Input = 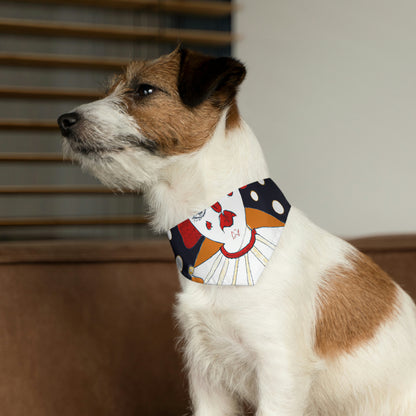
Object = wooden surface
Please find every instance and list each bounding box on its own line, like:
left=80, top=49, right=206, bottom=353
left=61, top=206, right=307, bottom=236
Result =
left=0, top=18, right=234, bottom=46
left=9, top=0, right=234, bottom=16
left=0, top=215, right=148, bottom=227
left=0, top=239, right=170, bottom=264
left=0, top=233, right=412, bottom=416
left=0, top=52, right=129, bottom=70
left=0, top=120, right=58, bottom=130
left=349, top=234, right=416, bottom=252
left=0, top=186, right=134, bottom=195
left=0, top=87, right=101, bottom=101
left=0, top=234, right=414, bottom=264
left=0, top=153, right=64, bottom=162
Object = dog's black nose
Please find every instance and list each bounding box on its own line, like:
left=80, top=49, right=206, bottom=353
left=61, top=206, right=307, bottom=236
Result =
left=57, top=112, right=80, bottom=136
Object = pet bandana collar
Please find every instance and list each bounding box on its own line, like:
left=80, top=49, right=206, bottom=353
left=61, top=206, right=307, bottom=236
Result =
left=168, top=178, right=291, bottom=286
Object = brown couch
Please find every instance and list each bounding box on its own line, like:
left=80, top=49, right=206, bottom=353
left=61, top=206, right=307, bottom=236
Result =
left=0, top=235, right=415, bottom=416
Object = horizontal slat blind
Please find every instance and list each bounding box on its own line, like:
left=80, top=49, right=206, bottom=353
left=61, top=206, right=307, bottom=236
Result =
left=0, top=0, right=233, bottom=240
left=0, top=18, right=235, bottom=46
left=0, top=120, right=58, bottom=130
left=0, top=86, right=102, bottom=100
left=0, top=153, right=63, bottom=162
left=0, top=186, right=130, bottom=194
left=0, top=215, right=147, bottom=226
left=10, top=0, right=235, bottom=17
left=0, top=52, right=129, bottom=70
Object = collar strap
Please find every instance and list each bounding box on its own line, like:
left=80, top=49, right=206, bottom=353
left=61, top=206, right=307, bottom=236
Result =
left=168, top=178, right=290, bottom=286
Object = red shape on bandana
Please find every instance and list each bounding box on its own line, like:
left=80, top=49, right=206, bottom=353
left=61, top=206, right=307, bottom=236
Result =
left=178, top=219, right=202, bottom=249
left=211, top=202, right=236, bottom=231
left=220, top=210, right=236, bottom=231
left=221, top=228, right=256, bottom=258
left=211, top=202, right=222, bottom=213
left=206, top=221, right=212, bottom=230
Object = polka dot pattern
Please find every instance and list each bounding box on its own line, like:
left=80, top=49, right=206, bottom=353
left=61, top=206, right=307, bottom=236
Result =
left=176, top=255, right=183, bottom=272
left=272, top=200, right=285, bottom=214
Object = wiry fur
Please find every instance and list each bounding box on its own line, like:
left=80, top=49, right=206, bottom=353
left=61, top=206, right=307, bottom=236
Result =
left=58, top=48, right=416, bottom=415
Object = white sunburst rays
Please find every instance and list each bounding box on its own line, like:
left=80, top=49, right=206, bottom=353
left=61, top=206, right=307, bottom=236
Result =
left=191, top=229, right=279, bottom=286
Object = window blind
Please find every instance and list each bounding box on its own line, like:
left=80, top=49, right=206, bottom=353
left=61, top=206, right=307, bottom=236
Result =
left=0, top=0, right=234, bottom=241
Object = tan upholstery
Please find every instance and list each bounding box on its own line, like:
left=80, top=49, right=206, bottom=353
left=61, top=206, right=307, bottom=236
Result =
left=0, top=241, right=187, bottom=416
left=0, top=236, right=414, bottom=415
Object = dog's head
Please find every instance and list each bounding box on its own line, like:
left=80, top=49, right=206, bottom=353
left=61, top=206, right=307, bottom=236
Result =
left=58, top=47, right=246, bottom=191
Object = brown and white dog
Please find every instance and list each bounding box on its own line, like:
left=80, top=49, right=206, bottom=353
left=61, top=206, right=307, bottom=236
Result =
left=58, top=48, right=416, bottom=415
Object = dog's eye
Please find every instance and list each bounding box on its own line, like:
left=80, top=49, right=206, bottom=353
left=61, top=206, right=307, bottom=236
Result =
left=134, top=84, right=156, bottom=98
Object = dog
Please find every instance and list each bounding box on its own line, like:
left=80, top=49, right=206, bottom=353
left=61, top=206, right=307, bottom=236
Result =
left=58, top=47, right=416, bottom=415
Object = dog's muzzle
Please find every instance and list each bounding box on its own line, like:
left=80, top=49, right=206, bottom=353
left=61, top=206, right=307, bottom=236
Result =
left=57, top=112, right=80, bottom=137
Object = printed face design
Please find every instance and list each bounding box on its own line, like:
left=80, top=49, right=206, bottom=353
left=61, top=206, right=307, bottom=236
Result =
left=190, top=190, right=248, bottom=251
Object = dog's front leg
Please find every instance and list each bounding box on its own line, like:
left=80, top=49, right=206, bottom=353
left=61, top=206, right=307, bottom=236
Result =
left=254, top=348, right=312, bottom=416
left=189, top=368, right=241, bottom=416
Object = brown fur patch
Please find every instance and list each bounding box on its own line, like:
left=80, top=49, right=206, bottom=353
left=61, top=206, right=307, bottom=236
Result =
left=108, top=50, right=224, bottom=156
left=315, top=251, right=398, bottom=358
left=226, top=99, right=241, bottom=130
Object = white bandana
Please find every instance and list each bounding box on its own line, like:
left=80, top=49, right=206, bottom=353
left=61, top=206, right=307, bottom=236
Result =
left=168, top=179, right=290, bottom=286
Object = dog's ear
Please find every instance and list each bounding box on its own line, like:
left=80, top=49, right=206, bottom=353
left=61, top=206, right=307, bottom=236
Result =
left=178, top=48, right=246, bottom=108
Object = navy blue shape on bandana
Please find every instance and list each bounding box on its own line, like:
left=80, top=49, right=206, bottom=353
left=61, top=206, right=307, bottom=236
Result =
left=169, top=226, right=204, bottom=279
left=240, top=178, right=290, bottom=224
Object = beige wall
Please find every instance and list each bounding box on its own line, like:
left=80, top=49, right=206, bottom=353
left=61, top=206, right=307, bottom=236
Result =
left=234, top=0, right=416, bottom=238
